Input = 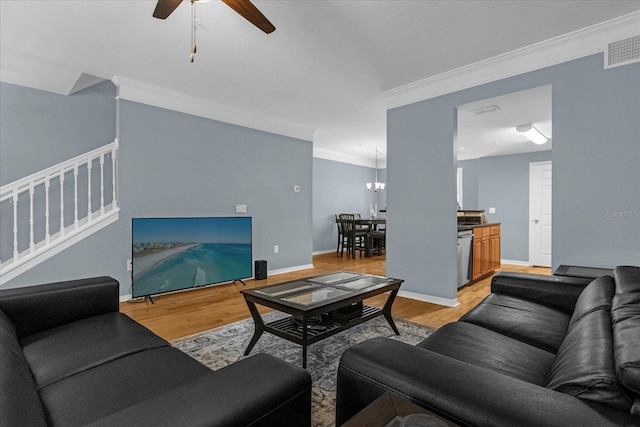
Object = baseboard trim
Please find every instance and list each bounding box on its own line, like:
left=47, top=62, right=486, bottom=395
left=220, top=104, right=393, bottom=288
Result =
left=268, top=263, right=315, bottom=276
left=312, top=249, right=335, bottom=255
left=397, top=290, right=460, bottom=308
left=501, top=259, right=531, bottom=266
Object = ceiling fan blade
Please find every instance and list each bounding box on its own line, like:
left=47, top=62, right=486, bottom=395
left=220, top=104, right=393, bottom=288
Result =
left=221, top=0, right=276, bottom=34
left=153, top=0, right=183, bottom=19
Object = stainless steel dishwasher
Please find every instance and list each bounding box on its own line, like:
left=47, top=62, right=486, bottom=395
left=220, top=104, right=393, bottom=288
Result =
left=457, top=230, right=473, bottom=288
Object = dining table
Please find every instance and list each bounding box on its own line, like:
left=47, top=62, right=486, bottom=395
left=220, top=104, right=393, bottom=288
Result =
left=354, top=218, right=386, bottom=231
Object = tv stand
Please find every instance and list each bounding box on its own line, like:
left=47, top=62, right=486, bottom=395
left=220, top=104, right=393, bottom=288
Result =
left=233, top=279, right=247, bottom=286
left=145, top=295, right=155, bottom=304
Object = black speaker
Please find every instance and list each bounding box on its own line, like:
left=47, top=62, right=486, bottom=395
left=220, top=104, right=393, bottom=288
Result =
left=254, top=260, right=267, bottom=280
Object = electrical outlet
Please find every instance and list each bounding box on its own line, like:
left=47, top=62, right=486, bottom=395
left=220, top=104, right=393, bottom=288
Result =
left=489, top=207, right=496, bottom=214
left=235, top=204, right=247, bottom=214
left=274, top=245, right=279, bottom=254
left=126, top=259, right=132, bottom=271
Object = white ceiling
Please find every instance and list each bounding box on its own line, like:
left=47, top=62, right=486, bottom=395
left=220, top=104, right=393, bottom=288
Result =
left=457, top=85, right=552, bottom=161
left=2, top=1, right=639, bottom=166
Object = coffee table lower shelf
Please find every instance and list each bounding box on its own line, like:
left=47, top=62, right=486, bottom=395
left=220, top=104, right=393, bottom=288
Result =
left=265, top=304, right=383, bottom=345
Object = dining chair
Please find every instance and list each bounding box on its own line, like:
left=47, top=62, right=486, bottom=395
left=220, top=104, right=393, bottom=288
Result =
left=338, top=214, right=367, bottom=258
left=335, top=214, right=349, bottom=254
left=367, top=229, right=386, bottom=257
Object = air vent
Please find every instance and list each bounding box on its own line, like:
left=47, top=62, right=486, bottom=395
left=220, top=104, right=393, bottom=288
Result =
left=605, top=35, right=640, bottom=69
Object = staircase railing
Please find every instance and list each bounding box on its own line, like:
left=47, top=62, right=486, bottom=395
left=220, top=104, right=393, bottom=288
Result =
left=1, top=139, right=119, bottom=285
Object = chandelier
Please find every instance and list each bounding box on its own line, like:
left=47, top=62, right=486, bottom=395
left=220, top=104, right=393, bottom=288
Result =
left=366, top=148, right=386, bottom=192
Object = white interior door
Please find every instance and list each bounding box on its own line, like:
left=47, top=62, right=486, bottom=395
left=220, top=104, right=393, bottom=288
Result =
left=529, top=161, right=552, bottom=267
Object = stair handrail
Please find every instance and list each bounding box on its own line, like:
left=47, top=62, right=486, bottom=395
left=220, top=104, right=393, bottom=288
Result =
left=0, top=139, right=119, bottom=284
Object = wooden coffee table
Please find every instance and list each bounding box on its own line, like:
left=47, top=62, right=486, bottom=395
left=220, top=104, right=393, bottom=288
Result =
left=241, top=272, right=403, bottom=368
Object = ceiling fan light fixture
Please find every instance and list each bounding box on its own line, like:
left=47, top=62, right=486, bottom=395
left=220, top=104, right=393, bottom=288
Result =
left=153, top=0, right=275, bottom=61
left=516, top=124, right=548, bottom=145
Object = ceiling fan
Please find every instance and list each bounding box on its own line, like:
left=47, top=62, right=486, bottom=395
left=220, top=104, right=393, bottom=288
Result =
left=153, top=0, right=275, bottom=61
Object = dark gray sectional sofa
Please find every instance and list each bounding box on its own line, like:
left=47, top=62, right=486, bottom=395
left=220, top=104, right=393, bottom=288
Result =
left=337, top=266, right=640, bottom=426
left=0, top=276, right=311, bottom=427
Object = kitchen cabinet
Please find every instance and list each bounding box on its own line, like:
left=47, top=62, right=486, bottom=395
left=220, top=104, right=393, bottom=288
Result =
left=470, top=224, right=501, bottom=281
left=490, top=225, right=501, bottom=270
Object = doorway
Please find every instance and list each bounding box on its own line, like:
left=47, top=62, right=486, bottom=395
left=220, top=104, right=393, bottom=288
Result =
left=455, top=85, right=552, bottom=266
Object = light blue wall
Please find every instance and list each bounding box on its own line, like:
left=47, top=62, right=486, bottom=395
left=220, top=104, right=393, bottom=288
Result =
left=1, top=84, right=313, bottom=296
left=117, top=100, right=313, bottom=280
left=458, top=151, right=552, bottom=263
left=312, top=157, right=380, bottom=253
left=388, top=53, right=640, bottom=301
left=0, top=81, right=116, bottom=184
left=387, top=96, right=459, bottom=300
left=552, top=57, right=640, bottom=268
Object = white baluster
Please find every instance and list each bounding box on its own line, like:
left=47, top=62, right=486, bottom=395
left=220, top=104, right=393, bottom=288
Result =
left=111, top=148, right=117, bottom=209
left=29, top=183, right=35, bottom=253
left=74, top=164, right=79, bottom=228
left=45, top=177, right=51, bottom=244
left=100, top=153, right=105, bottom=214
left=60, top=172, right=65, bottom=236
left=87, top=159, right=93, bottom=221
left=12, top=191, right=18, bottom=260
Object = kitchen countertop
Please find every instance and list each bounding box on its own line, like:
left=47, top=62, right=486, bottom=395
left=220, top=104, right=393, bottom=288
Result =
left=457, top=223, right=501, bottom=231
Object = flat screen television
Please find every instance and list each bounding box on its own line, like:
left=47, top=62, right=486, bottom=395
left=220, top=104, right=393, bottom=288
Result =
left=131, top=216, right=252, bottom=298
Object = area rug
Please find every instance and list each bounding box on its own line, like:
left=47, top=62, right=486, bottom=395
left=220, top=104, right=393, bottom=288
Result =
left=172, top=313, right=435, bottom=427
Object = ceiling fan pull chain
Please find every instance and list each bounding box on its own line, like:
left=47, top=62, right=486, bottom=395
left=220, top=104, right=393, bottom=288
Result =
left=190, top=0, right=197, bottom=62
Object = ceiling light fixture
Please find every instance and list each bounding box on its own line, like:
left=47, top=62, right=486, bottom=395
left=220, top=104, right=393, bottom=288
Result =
left=516, top=124, right=548, bottom=145
left=470, top=105, right=501, bottom=115
left=366, top=148, right=385, bottom=192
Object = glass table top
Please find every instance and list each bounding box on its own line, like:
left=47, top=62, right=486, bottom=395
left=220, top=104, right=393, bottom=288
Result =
left=252, top=272, right=393, bottom=307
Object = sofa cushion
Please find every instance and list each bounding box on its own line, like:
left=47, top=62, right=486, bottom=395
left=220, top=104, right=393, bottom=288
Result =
left=568, top=275, right=615, bottom=329
left=20, top=312, right=169, bottom=389
left=39, top=346, right=212, bottom=427
left=0, top=276, right=119, bottom=338
left=459, top=293, right=570, bottom=353
left=612, top=292, right=640, bottom=394
left=614, top=266, right=640, bottom=294
left=0, top=309, right=47, bottom=427
left=417, top=322, right=555, bottom=386
left=547, top=310, right=632, bottom=411
left=84, top=353, right=312, bottom=427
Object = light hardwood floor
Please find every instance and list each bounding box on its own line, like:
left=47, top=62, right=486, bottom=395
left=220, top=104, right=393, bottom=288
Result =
left=120, top=252, right=550, bottom=341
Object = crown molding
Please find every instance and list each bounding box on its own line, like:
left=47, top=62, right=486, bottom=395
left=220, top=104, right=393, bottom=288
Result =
left=313, top=146, right=376, bottom=168
left=112, top=76, right=314, bottom=142
left=384, top=11, right=640, bottom=109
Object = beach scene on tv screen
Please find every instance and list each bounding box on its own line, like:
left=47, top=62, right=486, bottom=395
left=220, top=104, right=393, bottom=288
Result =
left=132, top=217, right=252, bottom=297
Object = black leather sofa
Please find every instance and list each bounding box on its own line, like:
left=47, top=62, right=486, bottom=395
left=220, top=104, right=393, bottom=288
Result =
left=336, top=266, right=640, bottom=426
left=0, top=277, right=311, bottom=427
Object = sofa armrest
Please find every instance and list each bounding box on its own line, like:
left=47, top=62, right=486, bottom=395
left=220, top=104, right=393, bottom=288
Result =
left=491, top=272, right=592, bottom=312
left=337, top=338, right=634, bottom=427
left=85, top=353, right=312, bottom=427
left=0, top=276, right=119, bottom=338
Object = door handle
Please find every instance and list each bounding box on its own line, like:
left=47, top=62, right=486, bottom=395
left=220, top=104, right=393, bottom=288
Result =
left=533, top=219, right=539, bottom=224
